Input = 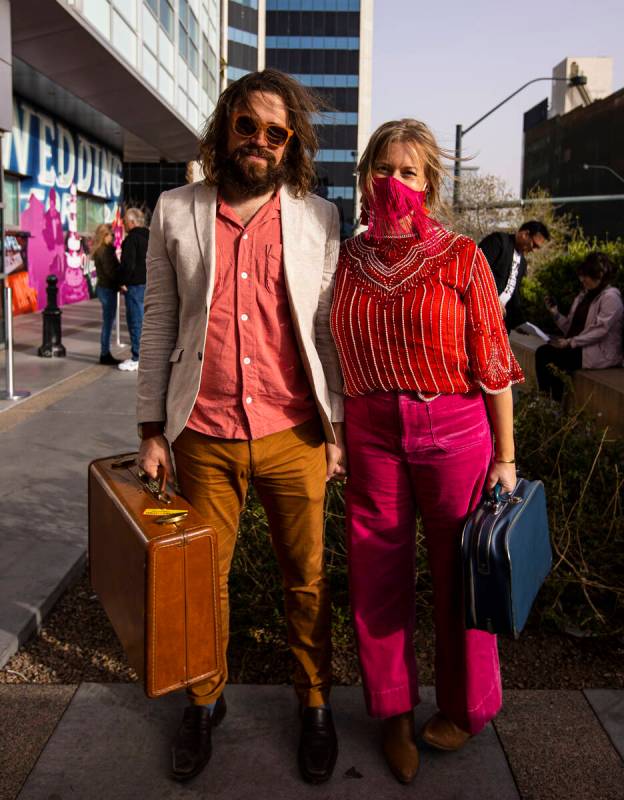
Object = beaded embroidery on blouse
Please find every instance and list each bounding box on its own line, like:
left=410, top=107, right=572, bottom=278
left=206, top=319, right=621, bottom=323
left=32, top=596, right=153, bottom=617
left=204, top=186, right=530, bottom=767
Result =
left=342, top=227, right=472, bottom=300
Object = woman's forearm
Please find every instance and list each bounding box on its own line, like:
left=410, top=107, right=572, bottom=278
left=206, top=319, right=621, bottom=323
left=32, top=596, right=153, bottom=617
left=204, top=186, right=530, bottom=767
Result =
left=484, top=388, right=515, bottom=460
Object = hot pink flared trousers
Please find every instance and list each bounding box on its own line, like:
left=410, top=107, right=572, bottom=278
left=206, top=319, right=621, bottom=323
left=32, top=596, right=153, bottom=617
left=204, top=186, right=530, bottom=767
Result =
left=345, top=390, right=502, bottom=734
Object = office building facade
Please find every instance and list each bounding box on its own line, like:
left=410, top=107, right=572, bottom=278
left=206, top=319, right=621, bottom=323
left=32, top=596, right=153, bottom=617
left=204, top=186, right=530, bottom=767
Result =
left=224, top=0, right=373, bottom=232
left=265, top=0, right=372, bottom=232
left=2, top=0, right=221, bottom=318
left=522, top=57, right=622, bottom=239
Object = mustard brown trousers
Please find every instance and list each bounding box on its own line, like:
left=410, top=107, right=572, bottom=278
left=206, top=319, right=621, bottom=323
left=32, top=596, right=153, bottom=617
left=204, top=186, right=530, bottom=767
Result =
left=172, top=418, right=332, bottom=708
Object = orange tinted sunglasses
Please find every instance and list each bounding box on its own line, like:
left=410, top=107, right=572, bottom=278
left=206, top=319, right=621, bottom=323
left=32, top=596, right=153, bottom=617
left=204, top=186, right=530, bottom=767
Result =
left=231, top=113, right=294, bottom=147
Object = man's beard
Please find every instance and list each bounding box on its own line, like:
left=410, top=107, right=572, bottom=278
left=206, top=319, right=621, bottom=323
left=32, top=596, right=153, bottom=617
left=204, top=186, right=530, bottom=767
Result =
left=221, top=145, right=286, bottom=197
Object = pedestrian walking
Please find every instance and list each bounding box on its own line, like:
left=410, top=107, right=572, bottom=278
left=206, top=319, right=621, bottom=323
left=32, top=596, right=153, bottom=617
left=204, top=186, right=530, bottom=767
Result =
left=329, top=119, right=524, bottom=784
left=92, top=223, right=121, bottom=366
left=136, top=69, right=345, bottom=784
left=479, top=221, right=550, bottom=331
left=118, top=207, right=149, bottom=371
left=537, top=252, right=623, bottom=399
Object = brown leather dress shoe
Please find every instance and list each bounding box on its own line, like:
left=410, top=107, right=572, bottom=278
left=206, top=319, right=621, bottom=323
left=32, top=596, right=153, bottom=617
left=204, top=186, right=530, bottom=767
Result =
left=421, top=712, right=471, bottom=751
left=381, top=710, right=420, bottom=784
left=171, top=695, right=227, bottom=781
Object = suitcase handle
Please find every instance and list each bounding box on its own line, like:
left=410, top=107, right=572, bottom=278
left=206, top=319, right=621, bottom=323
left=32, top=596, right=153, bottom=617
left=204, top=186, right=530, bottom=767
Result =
left=137, top=464, right=171, bottom=504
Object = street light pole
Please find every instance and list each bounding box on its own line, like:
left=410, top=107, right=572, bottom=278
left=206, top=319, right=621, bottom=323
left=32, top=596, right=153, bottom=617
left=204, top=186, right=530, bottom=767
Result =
left=582, top=163, right=624, bottom=185
left=453, top=75, right=587, bottom=209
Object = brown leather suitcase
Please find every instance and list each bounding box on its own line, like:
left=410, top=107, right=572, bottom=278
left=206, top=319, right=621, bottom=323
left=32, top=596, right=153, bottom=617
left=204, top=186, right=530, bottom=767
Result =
left=88, top=453, right=222, bottom=698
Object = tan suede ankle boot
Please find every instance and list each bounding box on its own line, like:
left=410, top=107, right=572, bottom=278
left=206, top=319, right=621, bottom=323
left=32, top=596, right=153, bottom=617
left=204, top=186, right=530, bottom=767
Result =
left=421, top=712, right=472, bottom=751
left=381, top=711, right=420, bottom=784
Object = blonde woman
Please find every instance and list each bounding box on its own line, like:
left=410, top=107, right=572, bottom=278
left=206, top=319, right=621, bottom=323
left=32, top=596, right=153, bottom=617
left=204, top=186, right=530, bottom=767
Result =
left=92, top=223, right=121, bottom=365
left=330, top=120, right=523, bottom=783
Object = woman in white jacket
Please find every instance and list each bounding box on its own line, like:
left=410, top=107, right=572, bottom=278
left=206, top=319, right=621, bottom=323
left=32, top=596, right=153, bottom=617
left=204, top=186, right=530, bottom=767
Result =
left=536, top=252, right=623, bottom=400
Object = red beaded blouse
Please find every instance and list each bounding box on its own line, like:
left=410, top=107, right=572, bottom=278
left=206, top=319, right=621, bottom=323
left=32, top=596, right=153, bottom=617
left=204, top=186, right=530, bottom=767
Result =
left=330, top=227, right=524, bottom=398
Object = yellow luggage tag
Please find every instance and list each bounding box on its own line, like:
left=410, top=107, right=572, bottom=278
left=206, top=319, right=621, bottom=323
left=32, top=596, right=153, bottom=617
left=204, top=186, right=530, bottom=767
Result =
left=144, top=508, right=188, bottom=516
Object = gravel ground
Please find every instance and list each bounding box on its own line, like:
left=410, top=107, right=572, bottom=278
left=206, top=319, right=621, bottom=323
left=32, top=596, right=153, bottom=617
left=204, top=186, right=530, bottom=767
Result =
left=1, top=570, right=623, bottom=688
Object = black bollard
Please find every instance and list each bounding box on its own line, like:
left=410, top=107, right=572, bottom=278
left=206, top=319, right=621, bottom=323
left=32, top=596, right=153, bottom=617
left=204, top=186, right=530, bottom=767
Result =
left=38, top=275, right=66, bottom=357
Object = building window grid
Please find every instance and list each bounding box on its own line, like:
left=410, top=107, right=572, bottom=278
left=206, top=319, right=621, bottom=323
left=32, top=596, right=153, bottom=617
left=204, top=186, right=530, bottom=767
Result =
left=266, top=35, right=359, bottom=49
left=227, top=65, right=251, bottom=81
left=326, top=186, right=354, bottom=199
left=145, top=0, right=175, bottom=39
left=231, top=0, right=259, bottom=8
left=202, top=33, right=218, bottom=100
left=228, top=27, right=259, bottom=48
left=292, top=73, right=358, bottom=88
left=179, top=0, right=200, bottom=75
left=267, top=0, right=359, bottom=9
left=316, top=149, right=357, bottom=163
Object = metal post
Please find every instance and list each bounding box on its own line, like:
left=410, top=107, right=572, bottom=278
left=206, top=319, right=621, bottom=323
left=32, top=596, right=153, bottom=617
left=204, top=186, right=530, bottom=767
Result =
left=38, top=275, right=66, bottom=357
left=1, top=130, right=6, bottom=348
left=0, top=286, right=30, bottom=401
left=115, top=290, right=126, bottom=348
left=453, top=123, right=462, bottom=210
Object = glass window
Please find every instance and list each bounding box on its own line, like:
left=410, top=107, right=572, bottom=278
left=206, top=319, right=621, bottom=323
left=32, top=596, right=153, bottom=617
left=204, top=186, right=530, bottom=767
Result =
left=83, top=0, right=111, bottom=37
left=142, top=45, right=158, bottom=87
left=142, top=4, right=158, bottom=51
left=145, top=0, right=158, bottom=14
left=112, top=11, right=137, bottom=67
left=112, top=0, right=137, bottom=27
left=179, top=0, right=188, bottom=26
left=3, top=176, right=19, bottom=228
left=77, top=197, right=105, bottom=233
left=179, top=2, right=199, bottom=76
left=160, top=0, right=174, bottom=38
left=179, top=21, right=188, bottom=59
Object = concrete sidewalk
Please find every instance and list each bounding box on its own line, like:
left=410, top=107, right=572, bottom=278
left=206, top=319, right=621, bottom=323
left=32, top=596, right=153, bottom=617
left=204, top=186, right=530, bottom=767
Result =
left=0, top=684, right=622, bottom=800
left=0, top=299, right=136, bottom=667
left=0, top=300, right=622, bottom=800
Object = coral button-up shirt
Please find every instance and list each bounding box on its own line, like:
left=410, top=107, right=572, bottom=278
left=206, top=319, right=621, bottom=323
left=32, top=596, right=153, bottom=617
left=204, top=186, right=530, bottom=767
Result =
left=186, top=193, right=317, bottom=440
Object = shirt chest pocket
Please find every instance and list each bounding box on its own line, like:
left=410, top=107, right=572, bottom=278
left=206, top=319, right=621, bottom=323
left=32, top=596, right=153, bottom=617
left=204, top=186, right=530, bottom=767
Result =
left=263, top=243, right=284, bottom=294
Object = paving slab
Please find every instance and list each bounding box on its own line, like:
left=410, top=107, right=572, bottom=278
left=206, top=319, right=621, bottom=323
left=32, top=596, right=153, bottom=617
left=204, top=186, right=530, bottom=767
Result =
left=584, top=689, right=624, bottom=760
left=493, top=689, right=624, bottom=800
left=0, top=684, right=77, bottom=800
left=0, top=369, right=137, bottom=667
left=17, top=684, right=519, bottom=800
left=0, top=299, right=128, bottom=415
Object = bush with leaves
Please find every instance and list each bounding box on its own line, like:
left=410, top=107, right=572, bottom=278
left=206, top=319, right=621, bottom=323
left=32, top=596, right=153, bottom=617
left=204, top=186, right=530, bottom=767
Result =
left=521, top=236, right=624, bottom=330
left=513, top=391, right=623, bottom=634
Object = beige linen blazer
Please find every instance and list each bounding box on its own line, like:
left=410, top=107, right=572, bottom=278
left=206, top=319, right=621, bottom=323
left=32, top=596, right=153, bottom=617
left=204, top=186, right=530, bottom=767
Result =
left=136, top=181, right=344, bottom=444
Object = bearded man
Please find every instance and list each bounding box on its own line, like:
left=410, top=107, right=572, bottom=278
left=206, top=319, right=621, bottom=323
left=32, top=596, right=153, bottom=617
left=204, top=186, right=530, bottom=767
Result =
left=135, top=69, right=345, bottom=784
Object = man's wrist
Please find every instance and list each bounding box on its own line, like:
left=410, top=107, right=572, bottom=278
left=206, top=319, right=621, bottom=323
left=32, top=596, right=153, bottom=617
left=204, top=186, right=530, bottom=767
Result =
left=137, top=421, right=165, bottom=440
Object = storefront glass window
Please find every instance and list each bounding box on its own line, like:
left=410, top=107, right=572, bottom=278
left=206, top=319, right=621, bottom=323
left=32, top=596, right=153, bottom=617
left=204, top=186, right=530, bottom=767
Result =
left=77, top=197, right=107, bottom=234
left=2, top=176, right=20, bottom=228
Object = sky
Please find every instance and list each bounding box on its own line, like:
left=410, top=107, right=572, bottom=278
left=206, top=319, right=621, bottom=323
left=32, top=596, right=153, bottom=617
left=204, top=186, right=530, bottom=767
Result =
left=371, top=0, right=624, bottom=195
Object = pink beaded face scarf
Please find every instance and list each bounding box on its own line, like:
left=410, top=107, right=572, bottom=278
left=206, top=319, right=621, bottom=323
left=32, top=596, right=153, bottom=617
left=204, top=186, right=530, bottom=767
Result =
left=362, top=176, right=435, bottom=240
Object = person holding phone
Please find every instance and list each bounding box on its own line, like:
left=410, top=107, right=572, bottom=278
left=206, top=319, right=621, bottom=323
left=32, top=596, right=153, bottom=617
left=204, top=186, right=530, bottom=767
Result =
left=330, top=119, right=524, bottom=784
left=537, top=252, right=623, bottom=400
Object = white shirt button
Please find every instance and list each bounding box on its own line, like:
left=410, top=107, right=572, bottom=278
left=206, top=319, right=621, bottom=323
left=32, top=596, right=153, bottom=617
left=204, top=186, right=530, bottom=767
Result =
left=243, top=357, right=251, bottom=365
left=245, top=396, right=253, bottom=404
left=242, top=233, right=249, bottom=240
left=240, top=313, right=248, bottom=321
left=241, top=272, right=248, bottom=280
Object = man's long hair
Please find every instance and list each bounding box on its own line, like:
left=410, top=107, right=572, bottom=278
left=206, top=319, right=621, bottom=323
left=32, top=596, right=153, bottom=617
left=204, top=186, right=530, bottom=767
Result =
left=199, top=69, right=322, bottom=197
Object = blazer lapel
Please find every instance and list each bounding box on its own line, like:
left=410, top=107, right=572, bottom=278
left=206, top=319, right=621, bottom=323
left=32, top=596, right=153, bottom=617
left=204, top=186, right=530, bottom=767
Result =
left=279, top=185, right=305, bottom=297
left=193, top=182, right=218, bottom=295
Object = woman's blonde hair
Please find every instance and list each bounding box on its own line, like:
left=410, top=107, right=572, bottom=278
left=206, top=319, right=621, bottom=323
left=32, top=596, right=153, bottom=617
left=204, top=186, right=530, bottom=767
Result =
left=357, top=119, right=452, bottom=215
left=92, top=223, right=112, bottom=254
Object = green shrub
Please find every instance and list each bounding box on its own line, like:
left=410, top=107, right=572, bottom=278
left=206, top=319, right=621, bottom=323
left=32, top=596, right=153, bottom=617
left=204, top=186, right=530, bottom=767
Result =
left=522, top=237, right=624, bottom=331
left=513, top=392, right=624, bottom=635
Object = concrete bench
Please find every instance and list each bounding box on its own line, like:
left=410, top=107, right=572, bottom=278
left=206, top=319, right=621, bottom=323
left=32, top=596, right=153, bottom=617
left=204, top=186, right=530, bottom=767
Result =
left=509, top=331, right=624, bottom=436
